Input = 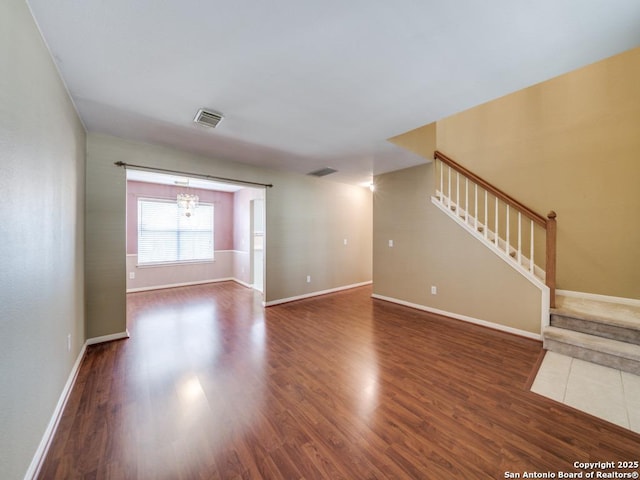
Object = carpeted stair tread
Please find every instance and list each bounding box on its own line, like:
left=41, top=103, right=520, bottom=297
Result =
left=551, top=295, right=640, bottom=331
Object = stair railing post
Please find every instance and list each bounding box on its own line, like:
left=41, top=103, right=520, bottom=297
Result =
left=546, top=211, right=557, bottom=308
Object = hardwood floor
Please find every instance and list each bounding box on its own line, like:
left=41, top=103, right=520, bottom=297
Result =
left=39, top=283, right=640, bottom=479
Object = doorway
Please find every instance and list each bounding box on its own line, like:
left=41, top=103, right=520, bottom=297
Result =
left=250, top=198, right=265, bottom=293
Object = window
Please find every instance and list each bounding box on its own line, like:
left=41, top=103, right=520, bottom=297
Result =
left=138, top=198, right=214, bottom=265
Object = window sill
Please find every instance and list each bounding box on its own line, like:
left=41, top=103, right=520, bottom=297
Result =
left=136, top=260, right=215, bottom=268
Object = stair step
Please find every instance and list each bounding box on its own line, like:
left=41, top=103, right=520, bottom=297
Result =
left=543, top=326, right=640, bottom=375
left=551, top=295, right=640, bottom=345
left=551, top=313, right=640, bottom=345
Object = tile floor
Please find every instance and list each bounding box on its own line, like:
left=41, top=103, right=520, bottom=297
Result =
left=531, top=351, right=640, bottom=433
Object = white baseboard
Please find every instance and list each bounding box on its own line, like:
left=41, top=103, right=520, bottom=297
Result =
left=86, top=330, right=130, bottom=346
left=27, top=329, right=131, bottom=478
left=126, top=278, right=235, bottom=293
left=25, top=343, right=87, bottom=480
left=265, top=281, right=373, bottom=307
left=371, top=293, right=542, bottom=341
left=557, top=290, right=640, bottom=307
left=231, top=278, right=253, bottom=289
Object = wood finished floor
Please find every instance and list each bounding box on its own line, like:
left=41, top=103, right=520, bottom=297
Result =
left=39, top=283, right=640, bottom=479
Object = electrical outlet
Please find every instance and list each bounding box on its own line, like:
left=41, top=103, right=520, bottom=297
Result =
left=67, top=334, right=71, bottom=352
left=343, top=238, right=348, bottom=246
left=306, top=275, right=311, bottom=283
left=431, top=286, right=437, bottom=295
left=388, top=239, right=394, bottom=247
left=129, top=272, right=135, bottom=279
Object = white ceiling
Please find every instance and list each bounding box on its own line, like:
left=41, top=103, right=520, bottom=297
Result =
left=27, top=0, right=640, bottom=185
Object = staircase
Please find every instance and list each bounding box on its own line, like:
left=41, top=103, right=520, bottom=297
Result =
left=543, top=295, right=640, bottom=375
left=431, top=151, right=557, bottom=324
left=432, top=151, right=640, bottom=375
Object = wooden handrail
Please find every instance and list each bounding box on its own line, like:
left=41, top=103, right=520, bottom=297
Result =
left=434, top=151, right=546, bottom=227
left=434, top=150, right=557, bottom=308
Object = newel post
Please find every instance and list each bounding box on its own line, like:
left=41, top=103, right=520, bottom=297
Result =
left=546, top=211, right=557, bottom=308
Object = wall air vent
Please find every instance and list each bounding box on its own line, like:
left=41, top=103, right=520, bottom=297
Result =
left=308, top=167, right=338, bottom=177
left=194, top=108, right=224, bottom=128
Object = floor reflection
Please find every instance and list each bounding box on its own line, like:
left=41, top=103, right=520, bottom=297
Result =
left=125, top=282, right=267, bottom=460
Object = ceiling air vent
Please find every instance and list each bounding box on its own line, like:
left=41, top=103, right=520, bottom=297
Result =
left=194, top=108, right=224, bottom=128
left=308, top=167, right=337, bottom=177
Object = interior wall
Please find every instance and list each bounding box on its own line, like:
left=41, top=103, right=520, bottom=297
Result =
left=86, top=133, right=373, bottom=337
left=373, top=164, right=542, bottom=335
left=436, top=47, right=640, bottom=299
left=0, top=1, right=86, bottom=478
left=388, top=122, right=437, bottom=158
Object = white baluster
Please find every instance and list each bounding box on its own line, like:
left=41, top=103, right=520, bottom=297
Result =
left=439, top=160, right=444, bottom=204
left=456, top=172, right=460, bottom=212
left=506, top=205, right=510, bottom=255
left=494, top=197, right=499, bottom=247
left=465, top=178, right=469, bottom=223
left=530, top=220, right=535, bottom=274
left=484, top=191, right=488, bottom=240
left=447, top=165, right=452, bottom=209
left=517, top=212, right=522, bottom=264
left=474, top=184, right=478, bottom=231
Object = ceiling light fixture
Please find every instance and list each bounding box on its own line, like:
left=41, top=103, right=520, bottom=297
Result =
left=177, top=193, right=199, bottom=217
left=359, top=180, right=376, bottom=192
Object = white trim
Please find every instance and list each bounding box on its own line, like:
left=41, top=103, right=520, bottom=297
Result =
left=127, top=250, right=239, bottom=258
left=265, top=281, right=373, bottom=307
left=231, top=278, right=253, bottom=289
left=371, top=293, right=542, bottom=341
left=126, top=278, right=235, bottom=293
left=557, top=290, right=640, bottom=307
left=25, top=343, right=87, bottom=480
left=135, top=260, right=216, bottom=268
left=86, top=330, right=130, bottom=346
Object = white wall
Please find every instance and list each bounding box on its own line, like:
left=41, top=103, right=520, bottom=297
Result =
left=0, top=1, right=86, bottom=478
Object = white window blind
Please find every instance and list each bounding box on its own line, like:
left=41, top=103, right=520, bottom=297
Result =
left=138, top=198, right=214, bottom=264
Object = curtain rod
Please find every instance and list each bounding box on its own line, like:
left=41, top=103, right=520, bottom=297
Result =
left=114, top=161, right=273, bottom=188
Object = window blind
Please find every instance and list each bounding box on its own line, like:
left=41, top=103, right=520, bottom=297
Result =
left=138, top=198, right=214, bottom=264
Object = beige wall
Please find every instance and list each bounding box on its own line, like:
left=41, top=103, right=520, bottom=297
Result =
left=388, top=122, right=436, bottom=158
left=86, top=133, right=373, bottom=337
left=373, top=164, right=542, bottom=335
left=437, top=47, right=640, bottom=299
left=0, top=1, right=86, bottom=478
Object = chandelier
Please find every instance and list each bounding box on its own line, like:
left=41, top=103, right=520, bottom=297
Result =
left=177, top=193, right=199, bottom=217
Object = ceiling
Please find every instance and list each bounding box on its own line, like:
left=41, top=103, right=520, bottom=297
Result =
left=27, top=0, right=640, bottom=186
